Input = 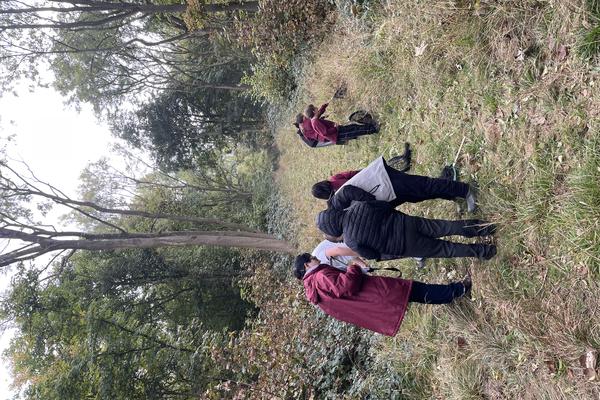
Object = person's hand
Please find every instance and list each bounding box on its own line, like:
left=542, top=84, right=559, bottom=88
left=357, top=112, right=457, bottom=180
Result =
left=350, top=257, right=368, bottom=269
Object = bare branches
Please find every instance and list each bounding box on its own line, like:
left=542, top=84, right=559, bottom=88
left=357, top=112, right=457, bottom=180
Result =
left=0, top=158, right=295, bottom=269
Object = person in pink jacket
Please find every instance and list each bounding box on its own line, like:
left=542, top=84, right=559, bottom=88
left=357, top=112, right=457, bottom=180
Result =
left=293, top=103, right=378, bottom=147
left=294, top=254, right=470, bottom=336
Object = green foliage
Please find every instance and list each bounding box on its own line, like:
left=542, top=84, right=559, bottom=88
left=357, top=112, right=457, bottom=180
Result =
left=111, top=84, right=265, bottom=170
left=203, top=260, right=402, bottom=399
left=241, top=58, right=298, bottom=104
left=578, top=25, right=600, bottom=61
left=578, top=0, right=600, bottom=60
left=1, top=246, right=253, bottom=399
left=233, top=0, right=337, bottom=103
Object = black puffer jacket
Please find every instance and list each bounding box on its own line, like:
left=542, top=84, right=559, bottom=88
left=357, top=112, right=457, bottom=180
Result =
left=327, top=185, right=376, bottom=210
left=316, top=201, right=406, bottom=260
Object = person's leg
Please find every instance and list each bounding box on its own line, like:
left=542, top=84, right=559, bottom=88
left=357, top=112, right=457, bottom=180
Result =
left=385, top=165, right=470, bottom=203
left=408, top=281, right=466, bottom=304
left=406, top=215, right=495, bottom=238
left=337, top=123, right=378, bottom=141
left=395, top=214, right=496, bottom=259
left=402, top=235, right=496, bottom=259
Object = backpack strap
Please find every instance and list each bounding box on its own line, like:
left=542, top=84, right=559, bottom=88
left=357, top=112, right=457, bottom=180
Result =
left=330, top=256, right=402, bottom=276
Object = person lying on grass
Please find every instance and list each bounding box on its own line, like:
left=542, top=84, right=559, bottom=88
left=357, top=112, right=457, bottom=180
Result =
left=294, top=254, right=471, bottom=336
left=312, top=156, right=477, bottom=212
left=316, top=201, right=497, bottom=261
left=292, top=103, right=378, bottom=147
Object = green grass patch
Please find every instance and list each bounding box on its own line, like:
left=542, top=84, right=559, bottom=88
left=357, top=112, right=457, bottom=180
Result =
left=271, top=0, right=600, bottom=398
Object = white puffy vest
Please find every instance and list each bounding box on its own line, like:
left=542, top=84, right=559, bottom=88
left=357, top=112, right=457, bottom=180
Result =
left=337, top=156, right=396, bottom=201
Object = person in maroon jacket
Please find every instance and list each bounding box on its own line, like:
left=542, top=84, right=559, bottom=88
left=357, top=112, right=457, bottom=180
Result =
left=312, top=158, right=476, bottom=212
left=308, top=103, right=379, bottom=144
left=294, top=254, right=470, bottom=336
left=293, top=113, right=333, bottom=148
left=293, top=103, right=378, bottom=147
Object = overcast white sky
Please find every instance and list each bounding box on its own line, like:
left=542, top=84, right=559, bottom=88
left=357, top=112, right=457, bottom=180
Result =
left=0, top=84, right=117, bottom=399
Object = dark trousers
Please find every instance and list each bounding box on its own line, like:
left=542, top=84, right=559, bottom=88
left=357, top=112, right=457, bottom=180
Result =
left=385, top=163, right=469, bottom=205
left=336, top=123, right=378, bottom=144
left=400, top=215, right=491, bottom=259
left=408, top=281, right=465, bottom=304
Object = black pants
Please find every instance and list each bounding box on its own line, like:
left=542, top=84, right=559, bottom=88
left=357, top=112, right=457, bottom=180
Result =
left=400, top=215, right=492, bottom=259
left=408, top=281, right=465, bottom=304
left=336, top=123, right=378, bottom=144
left=385, top=163, right=469, bottom=205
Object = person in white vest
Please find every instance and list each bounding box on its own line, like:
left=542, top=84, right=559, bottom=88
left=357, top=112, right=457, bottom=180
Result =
left=310, top=239, right=370, bottom=272
left=312, top=156, right=476, bottom=212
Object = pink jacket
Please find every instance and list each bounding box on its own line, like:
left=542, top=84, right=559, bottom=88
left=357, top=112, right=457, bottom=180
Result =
left=303, top=264, right=412, bottom=336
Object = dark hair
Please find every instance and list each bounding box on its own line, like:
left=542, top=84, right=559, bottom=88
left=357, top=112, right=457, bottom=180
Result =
left=305, top=104, right=316, bottom=118
left=294, top=253, right=312, bottom=279
left=294, top=113, right=304, bottom=127
left=312, top=181, right=333, bottom=199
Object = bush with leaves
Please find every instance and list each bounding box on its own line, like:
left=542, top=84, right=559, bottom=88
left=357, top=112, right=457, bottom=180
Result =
left=234, top=0, right=337, bottom=102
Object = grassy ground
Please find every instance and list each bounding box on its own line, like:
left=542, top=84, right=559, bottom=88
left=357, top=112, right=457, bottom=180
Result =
left=274, top=0, right=600, bottom=398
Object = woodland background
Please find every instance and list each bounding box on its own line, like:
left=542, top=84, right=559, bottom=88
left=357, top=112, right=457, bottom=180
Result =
left=1, top=0, right=600, bottom=398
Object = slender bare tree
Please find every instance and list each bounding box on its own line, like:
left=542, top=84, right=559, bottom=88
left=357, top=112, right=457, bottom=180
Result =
left=0, top=159, right=296, bottom=268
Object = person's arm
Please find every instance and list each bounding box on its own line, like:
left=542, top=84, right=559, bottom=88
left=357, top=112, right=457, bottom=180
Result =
left=320, top=264, right=364, bottom=298
left=349, top=257, right=369, bottom=269
left=315, top=103, right=328, bottom=119
left=328, top=185, right=376, bottom=210
left=325, top=246, right=360, bottom=258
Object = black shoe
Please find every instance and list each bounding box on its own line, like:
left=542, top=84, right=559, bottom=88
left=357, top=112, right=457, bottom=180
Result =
left=388, top=143, right=412, bottom=172
left=461, top=275, right=473, bottom=298
left=479, top=244, right=497, bottom=260
left=388, top=155, right=404, bottom=164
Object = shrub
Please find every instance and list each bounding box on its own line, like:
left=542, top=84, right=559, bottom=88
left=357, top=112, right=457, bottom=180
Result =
left=234, top=0, right=337, bottom=102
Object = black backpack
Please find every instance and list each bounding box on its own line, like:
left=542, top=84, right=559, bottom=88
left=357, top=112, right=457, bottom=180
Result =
left=348, top=110, right=374, bottom=125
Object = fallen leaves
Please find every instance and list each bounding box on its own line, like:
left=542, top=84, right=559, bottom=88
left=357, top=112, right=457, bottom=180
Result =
left=530, top=115, right=547, bottom=126
left=555, top=45, right=569, bottom=62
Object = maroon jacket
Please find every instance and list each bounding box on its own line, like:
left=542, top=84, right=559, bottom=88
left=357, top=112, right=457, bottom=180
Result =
left=328, top=170, right=360, bottom=191
left=311, top=103, right=339, bottom=143
left=303, top=264, right=412, bottom=336
left=300, top=118, right=320, bottom=142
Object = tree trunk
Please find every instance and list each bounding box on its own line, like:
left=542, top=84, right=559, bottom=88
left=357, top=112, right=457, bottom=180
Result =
left=0, top=228, right=297, bottom=267
left=54, top=231, right=296, bottom=253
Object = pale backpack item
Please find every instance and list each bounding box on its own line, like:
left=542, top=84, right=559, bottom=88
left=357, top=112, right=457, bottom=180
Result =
left=336, top=156, right=396, bottom=201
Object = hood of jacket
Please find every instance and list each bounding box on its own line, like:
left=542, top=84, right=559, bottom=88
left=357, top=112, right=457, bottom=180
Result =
left=303, top=265, right=327, bottom=304
left=316, top=209, right=344, bottom=237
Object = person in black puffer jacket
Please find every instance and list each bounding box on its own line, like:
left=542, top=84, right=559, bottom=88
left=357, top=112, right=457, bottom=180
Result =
left=316, top=201, right=496, bottom=260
